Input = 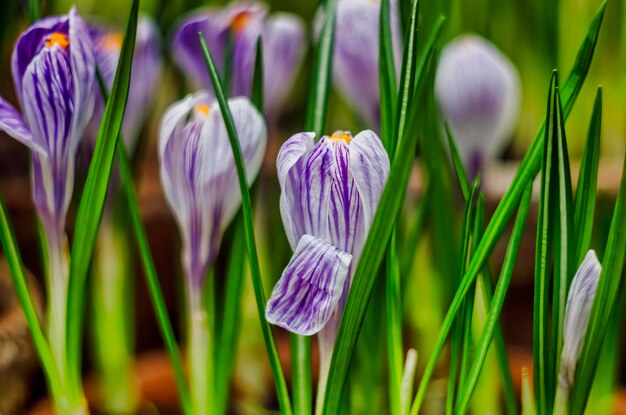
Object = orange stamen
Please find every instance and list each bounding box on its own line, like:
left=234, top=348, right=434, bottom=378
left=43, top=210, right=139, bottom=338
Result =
left=329, top=133, right=352, bottom=144
left=231, top=12, right=252, bottom=34
left=100, top=33, right=123, bottom=51
left=45, top=33, right=69, bottom=49
left=195, top=104, right=210, bottom=116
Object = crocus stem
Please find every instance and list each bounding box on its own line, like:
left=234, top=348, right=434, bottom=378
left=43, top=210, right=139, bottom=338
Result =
left=93, top=215, right=137, bottom=413
left=187, top=274, right=214, bottom=415
left=554, top=383, right=569, bottom=415
left=316, top=322, right=338, bottom=415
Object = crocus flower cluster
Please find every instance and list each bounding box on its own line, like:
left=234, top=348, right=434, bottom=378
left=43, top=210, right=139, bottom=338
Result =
left=435, top=34, right=520, bottom=179
left=172, top=1, right=305, bottom=119
left=265, top=130, right=389, bottom=400
left=87, top=16, right=162, bottom=152
left=315, top=0, right=402, bottom=129
left=159, top=91, right=266, bottom=287
left=0, top=7, right=95, bottom=238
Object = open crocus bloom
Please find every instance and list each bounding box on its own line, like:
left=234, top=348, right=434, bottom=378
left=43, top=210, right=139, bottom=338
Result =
left=266, top=130, right=390, bottom=336
left=435, top=34, right=520, bottom=179
left=171, top=1, right=305, bottom=119
left=159, top=92, right=266, bottom=286
left=87, top=16, right=162, bottom=153
left=317, top=0, right=402, bottom=128
left=0, top=7, right=95, bottom=237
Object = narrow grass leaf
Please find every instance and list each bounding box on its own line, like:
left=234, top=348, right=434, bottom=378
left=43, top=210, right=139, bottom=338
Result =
left=395, top=0, right=419, bottom=148
left=306, top=0, right=336, bottom=136
left=252, top=37, right=264, bottom=113
left=445, top=123, right=470, bottom=201
left=400, top=182, right=431, bottom=281
left=379, top=0, right=398, bottom=153
left=65, top=0, right=139, bottom=400
left=198, top=34, right=292, bottom=415
left=410, top=4, right=606, bottom=412
left=573, top=87, right=602, bottom=263
left=569, top=155, right=626, bottom=414
left=455, top=185, right=532, bottom=414
left=386, top=232, right=403, bottom=415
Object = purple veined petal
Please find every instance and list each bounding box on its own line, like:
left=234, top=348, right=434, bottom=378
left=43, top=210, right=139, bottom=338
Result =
left=435, top=34, right=520, bottom=171
left=266, top=234, right=352, bottom=336
left=262, top=13, right=306, bottom=119
left=171, top=9, right=224, bottom=89
left=277, top=132, right=315, bottom=249
left=0, top=96, right=43, bottom=153
left=349, top=130, right=390, bottom=227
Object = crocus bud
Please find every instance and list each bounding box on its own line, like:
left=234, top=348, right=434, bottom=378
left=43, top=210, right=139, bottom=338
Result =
left=559, top=250, right=601, bottom=390
left=159, top=92, right=266, bottom=286
left=171, top=1, right=305, bottom=120
left=435, top=35, right=520, bottom=179
left=87, top=16, right=162, bottom=153
left=318, top=0, right=402, bottom=128
left=0, top=7, right=95, bottom=237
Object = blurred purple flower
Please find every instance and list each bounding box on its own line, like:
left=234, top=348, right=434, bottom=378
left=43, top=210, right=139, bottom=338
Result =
left=171, top=1, right=306, bottom=120
left=436, top=34, right=520, bottom=179
left=87, top=16, right=162, bottom=153
left=266, top=129, right=389, bottom=335
left=316, top=0, right=402, bottom=128
left=0, top=7, right=95, bottom=237
left=159, top=92, right=266, bottom=286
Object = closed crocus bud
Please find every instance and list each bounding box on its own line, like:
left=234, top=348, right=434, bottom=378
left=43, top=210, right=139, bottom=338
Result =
left=87, top=16, right=162, bottom=153
left=0, top=7, right=95, bottom=237
left=159, top=92, right=266, bottom=287
left=435, top=35, right=520, bottom=179
left=171, top=1, right=305, bottom=120
left=317, top=0, right=402, bottom=128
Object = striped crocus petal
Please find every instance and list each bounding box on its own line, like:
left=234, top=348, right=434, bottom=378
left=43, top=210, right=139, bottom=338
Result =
left=435, top=34, right=520, bottom=177
left=262, top=13, right=306, bottom=119
left=12, top=7, right=95, bottom=234
left=159, top=92, right=266, bottom=285
left=266, top=234, right=352, bottom=335
left=324, top=0, right=402, bottom=128
left=88, top=16, right=162, bottom=152
left=0, top=96, right=39, bottom=152
left=559, top=250, right=601, bottom=389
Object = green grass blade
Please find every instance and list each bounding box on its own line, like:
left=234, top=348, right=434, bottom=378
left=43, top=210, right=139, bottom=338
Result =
left=445, top=123, right=470, bottom=201
left=400, top=183, right=431, bottom=281
left=306, top=0, right=337, bottom=136
left=291, top=333, right=312, bottom=415
left=65, top=0, right=140, bottom=400
left=410, top=4, right=606, bottom=412
left=569, top=155, right=626, bottom=414
left=0, top=195, right=62, bottom=398
left=322, top=43, right=440, bottom=415
left=395, top=0, right=419, bottom=148
left=198, top=34, right=292, bottom=415
left=573, top=88, right=602, bottom=264
left=386, top=231, right=403, bottom=415
left=455, top=185, right=532, bottom=414
left=252, top=37, right=264, bottom=113
left=379, top=0, right=397, bottom=153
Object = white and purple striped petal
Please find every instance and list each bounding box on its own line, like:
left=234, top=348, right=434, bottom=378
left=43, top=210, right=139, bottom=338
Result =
left=266, top=234, right=352, bottom=335
left=0, top=96, right=40, bottom=152
left=159, top=92, right=266, bottom=286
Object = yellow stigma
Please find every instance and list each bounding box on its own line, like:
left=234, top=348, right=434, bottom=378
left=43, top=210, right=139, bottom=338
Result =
left=231, top=12, right=252, bottom=34
left=329, top=133, right=352, bottom=144
left=100, top=33, right=123, bottom=51
left=194, top=104, right=210, bottom=116
left=45, top=33, right=69, bottom=49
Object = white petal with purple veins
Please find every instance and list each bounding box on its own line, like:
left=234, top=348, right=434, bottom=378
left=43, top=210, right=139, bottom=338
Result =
left=0, top=96, right=40, bottom=153
left=266, top=234, right=352, bottom=335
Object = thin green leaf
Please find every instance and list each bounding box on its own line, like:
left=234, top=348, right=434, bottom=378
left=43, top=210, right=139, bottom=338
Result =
left=455, top=186, right=532, bottom=414
left=573, top=87, right=602, bottom=263
left=379, top=0, right=398, bottom=153
left=386, top=232, right=403, bottom=415
left=198, top=33, right=292, bottom=415
left=569, top=155, right=626, bottom=414
left=251, top=37, right=264, bottom=113
left=322, top=39, right=441, bottom=415
left=410, top=3, right=606, bottom=412
left=291, top=334, right=312, bottom=415
left=0, top=196, right=62, bottom=398
left=522, top=367, right=537, bottom=415
left=445, top=123, right=470, bottom=201
left=400, top=182, right=431, bottom=282
left=65, top=0, right=140, bottom=401
left=306, top=0, right=337, bottom=135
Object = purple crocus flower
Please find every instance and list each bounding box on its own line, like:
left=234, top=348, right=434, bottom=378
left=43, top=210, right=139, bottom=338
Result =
left=435, top=35, right=520, bottom=179
left=265, top=130, right=389, bottom=401
left=171, top=1, right=306, bottom=120
left=86, top=16, right=162, bottom=153
left=159, top=92, right=266, bottom=286
left=0, top=7, right=95, bottom=238
left=317, top=0, right=402, bottom=128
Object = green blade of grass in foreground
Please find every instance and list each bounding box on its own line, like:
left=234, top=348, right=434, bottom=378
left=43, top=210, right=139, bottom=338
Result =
left=410, top=3, right=607, bottom=413
left=569, top=155, right=626, bottom=414
left=455, top=185, right=532, bottom=414
left=65, top=0, right=139, bottom=402
left=573, top=88, right=602, bottom=264
left=198, top=33, right=293, bottom=415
